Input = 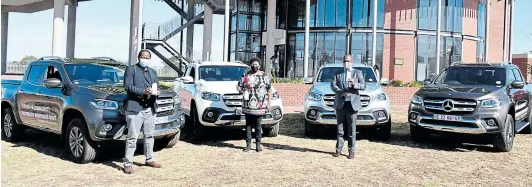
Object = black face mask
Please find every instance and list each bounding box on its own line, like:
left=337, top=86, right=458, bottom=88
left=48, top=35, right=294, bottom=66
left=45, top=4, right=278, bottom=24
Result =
left=251, top=66, right=259, bottom=72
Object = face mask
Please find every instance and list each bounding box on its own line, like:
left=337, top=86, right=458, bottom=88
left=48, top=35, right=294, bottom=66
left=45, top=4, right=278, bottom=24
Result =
left=139, top=59, right=150, bottom=68
left=251, top=66, right=259, bottom=72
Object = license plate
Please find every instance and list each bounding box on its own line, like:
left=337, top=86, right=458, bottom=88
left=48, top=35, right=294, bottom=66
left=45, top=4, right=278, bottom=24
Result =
left=433, top=114, right=462, bottom=122
left=156, top=116, right=169, bottom=124
left=235, top=108, right=243, bottom=115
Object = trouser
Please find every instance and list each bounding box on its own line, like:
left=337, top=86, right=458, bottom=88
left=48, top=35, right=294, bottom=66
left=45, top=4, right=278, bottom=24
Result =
left=335, top=102, right=357, bottom=153
left=245, top=114, right=263, bottom=145
left=123, top=108, right=156, bottom=166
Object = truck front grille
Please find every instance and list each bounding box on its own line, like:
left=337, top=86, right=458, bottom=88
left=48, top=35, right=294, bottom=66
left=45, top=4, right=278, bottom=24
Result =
left=322, top=94, right=370, bottom=108
left=423, top=98, right=477, bottom=115
left=155, top=97, right=174, bottom=117
left=222, top=94, right=243, bottom=107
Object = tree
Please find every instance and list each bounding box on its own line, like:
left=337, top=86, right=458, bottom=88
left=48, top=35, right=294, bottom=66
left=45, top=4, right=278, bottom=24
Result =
left=20, top=56, right=37, bottom=64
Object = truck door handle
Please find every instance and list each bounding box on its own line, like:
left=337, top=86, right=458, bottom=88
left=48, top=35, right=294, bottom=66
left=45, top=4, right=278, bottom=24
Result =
left=35, top=92, right=43, bottom=96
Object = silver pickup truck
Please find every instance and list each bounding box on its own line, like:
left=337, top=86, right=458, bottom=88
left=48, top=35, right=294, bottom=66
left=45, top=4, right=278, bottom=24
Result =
left=303, top=63, right=392, bottom=140
left=1, top=57, right=185, bottom=163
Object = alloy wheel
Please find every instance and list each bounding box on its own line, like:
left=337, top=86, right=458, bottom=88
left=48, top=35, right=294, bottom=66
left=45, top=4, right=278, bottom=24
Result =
left=69, top=127, right=84, bottom=157
left=3, top=113, right=12, bottom=138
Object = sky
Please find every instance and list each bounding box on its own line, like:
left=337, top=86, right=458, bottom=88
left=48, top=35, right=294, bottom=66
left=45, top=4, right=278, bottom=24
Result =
left=4, top=0, right=532, bottom=66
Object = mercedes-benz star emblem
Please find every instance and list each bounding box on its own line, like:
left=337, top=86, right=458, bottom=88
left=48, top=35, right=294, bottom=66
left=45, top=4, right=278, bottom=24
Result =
left=442, top=99, right=454, bottom=112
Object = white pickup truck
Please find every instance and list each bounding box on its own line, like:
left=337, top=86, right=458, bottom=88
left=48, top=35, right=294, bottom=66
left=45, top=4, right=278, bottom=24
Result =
left=174, top=61, right=284, bottom=139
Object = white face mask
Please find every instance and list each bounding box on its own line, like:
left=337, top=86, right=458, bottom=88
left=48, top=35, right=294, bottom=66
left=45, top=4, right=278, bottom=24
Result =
left=139, top=59, right=151, bottom=68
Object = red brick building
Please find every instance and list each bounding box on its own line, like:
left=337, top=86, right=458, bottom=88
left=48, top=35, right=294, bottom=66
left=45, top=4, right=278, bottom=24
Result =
left=262, top=0, right=514, bottom=82
left=512, top=53, right=532, bottom=82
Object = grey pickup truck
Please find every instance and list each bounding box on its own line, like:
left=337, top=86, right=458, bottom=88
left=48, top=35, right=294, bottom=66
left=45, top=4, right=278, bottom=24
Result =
left=1, top=57, right=185, bottom=163
left=409, top=62, right=532, bottom=152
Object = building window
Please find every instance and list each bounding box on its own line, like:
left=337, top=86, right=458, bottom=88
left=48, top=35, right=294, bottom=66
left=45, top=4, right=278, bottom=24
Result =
left=230, top=0, right=264, bottom=62
left=286, top=32, right=348, bottom=78
left=352, top=0, right=385, bottom=28
left=416, top=35, right=462, bottom=81
left=351, top=33, right=383, bottom=68
left=418, top=0, right=463, bottom=31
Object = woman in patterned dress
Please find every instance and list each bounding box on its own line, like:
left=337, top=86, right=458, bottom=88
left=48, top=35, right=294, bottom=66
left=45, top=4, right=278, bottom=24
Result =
left=237, top=57, right=272, bottom=152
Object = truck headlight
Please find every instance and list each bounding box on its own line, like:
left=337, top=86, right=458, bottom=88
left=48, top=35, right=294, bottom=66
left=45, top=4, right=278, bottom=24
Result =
left=373, top=93, right=387, bottom=101
left=481, top=98, right=502, bottom=108
left=272, top=92, right=280, bottom=100
left=306, top=92, right=322, bottom=101
left=411, top=95, right=423, bottom=104
left=90, top=99, right=119, bottom=110
left=201, top=92, right=220, bottom=101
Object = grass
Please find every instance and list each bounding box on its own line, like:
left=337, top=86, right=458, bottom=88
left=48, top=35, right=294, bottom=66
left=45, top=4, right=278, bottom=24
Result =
left=2, top=107, right=532, bottom=186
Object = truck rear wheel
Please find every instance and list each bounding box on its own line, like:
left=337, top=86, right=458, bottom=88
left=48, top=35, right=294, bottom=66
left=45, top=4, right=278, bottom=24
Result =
left=304, top=121, right=318, bottom=137
left=410, top=124, right=428, bottom=143
left=493, top=114, right=515, bottom=152
left=65, top=118, right=97, bottom=164
left=374, top=120, right=391, bottom=141
left=263, top=123, right=279, bottom=137
left=1, top=107, right=25, bottom=142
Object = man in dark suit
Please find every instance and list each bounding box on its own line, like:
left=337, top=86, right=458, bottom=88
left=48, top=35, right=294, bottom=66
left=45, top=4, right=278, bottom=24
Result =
left=331, top=54, right=366, bottom=159
left=122, top=50, right=161, bottom=174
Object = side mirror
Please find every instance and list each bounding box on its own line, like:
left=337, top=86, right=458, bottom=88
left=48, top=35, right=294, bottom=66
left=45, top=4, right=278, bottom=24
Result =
left=380, top=78, right=389, bottom=85
left=511, top=80, right=525, bottom=89
left=423, top=78, right=432, bottom=85
left=304, top=77, right=313, bottom=84
left=182, top=76, right=194, bottom=84
left=44, top=78, right=62, bottom=88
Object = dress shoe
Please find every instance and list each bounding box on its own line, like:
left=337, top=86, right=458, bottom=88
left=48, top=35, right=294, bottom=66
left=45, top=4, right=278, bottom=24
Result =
left=348, top=152, right=355, bottom=159
left=256, top=144, right=263, bottom=152
left=146, top=161, right=162, bottom=168
left=123, top=165, right=134, bottom=174
left=333, top=152, right=341, bottom=157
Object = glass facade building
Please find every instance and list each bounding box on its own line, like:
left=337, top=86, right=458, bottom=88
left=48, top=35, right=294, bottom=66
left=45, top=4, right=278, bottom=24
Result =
left=228, top=0, right=506, bottom=81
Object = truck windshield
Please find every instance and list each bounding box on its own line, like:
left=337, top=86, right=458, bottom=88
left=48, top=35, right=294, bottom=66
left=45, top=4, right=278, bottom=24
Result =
left=316, top=67, right=377, bottom=83
left=64, top=64, right=125, bottom=85
left=199, top=66, right=248, bottom=81
left=434, top=67, right=506, bottom=86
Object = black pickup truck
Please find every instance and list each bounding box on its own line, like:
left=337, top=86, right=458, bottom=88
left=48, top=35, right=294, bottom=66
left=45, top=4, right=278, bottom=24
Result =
left=1, top=57, right=185, bottom=163
left=408, top=63, right=532, bottom=152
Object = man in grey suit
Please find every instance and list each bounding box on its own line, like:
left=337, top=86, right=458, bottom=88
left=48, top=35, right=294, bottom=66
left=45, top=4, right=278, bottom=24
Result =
left=122, top=50, right=162, bottom=174
left=331, top=55, right=366, bottom=159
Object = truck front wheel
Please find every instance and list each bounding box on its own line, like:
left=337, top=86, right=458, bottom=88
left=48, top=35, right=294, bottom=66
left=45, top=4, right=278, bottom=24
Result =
left=192, top=106, right=208, bottom=140
left=374, top=120, right=391, bottom=141
left=65, top=118, right=97, bottom=164
left=410, top=124, right=429, bottom=143
left=1, top=107, right=25, bottom=142
left=263, top=123, right=279, bottom=137
left=160, top=131, right=181, bottom=148
left=304, top=121, right=318, bottom=137
left=493, top=114, right=515, bottom=152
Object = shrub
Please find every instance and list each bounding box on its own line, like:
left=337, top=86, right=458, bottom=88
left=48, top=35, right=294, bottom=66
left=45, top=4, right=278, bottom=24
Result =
left=387, top=80, right=423, bottom=88
left=272, top=77, right=304, bottom=84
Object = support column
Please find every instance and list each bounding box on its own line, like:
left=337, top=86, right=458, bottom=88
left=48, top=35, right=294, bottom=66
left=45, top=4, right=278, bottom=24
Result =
left=435, top=0, right=442, bottom=74
left=128, top=0, right=143, bottom=65
left=265, top=0, right=276, bottom=75
left=485, top=0, right=491, bottom=63
left=202, top=4, right=213, bottom=61
left=303, top=0, right=310, bottom=78
left=223, top=0, right=230, bottom=62
left=186, top=0, right=196, bottom=60
left=66, top=3, right=77, bottom=58
left=509, top=0, right=514, bottom=61
left=52, top=0, right=66, bottom=57
left=371, top=0, right=378, bottom=67
left=1, top=12, right=8, bottom=75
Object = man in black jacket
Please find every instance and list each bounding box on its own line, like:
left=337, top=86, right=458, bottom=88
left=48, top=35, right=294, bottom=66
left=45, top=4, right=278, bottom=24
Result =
left=122, top=50, right=161, bottom=174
